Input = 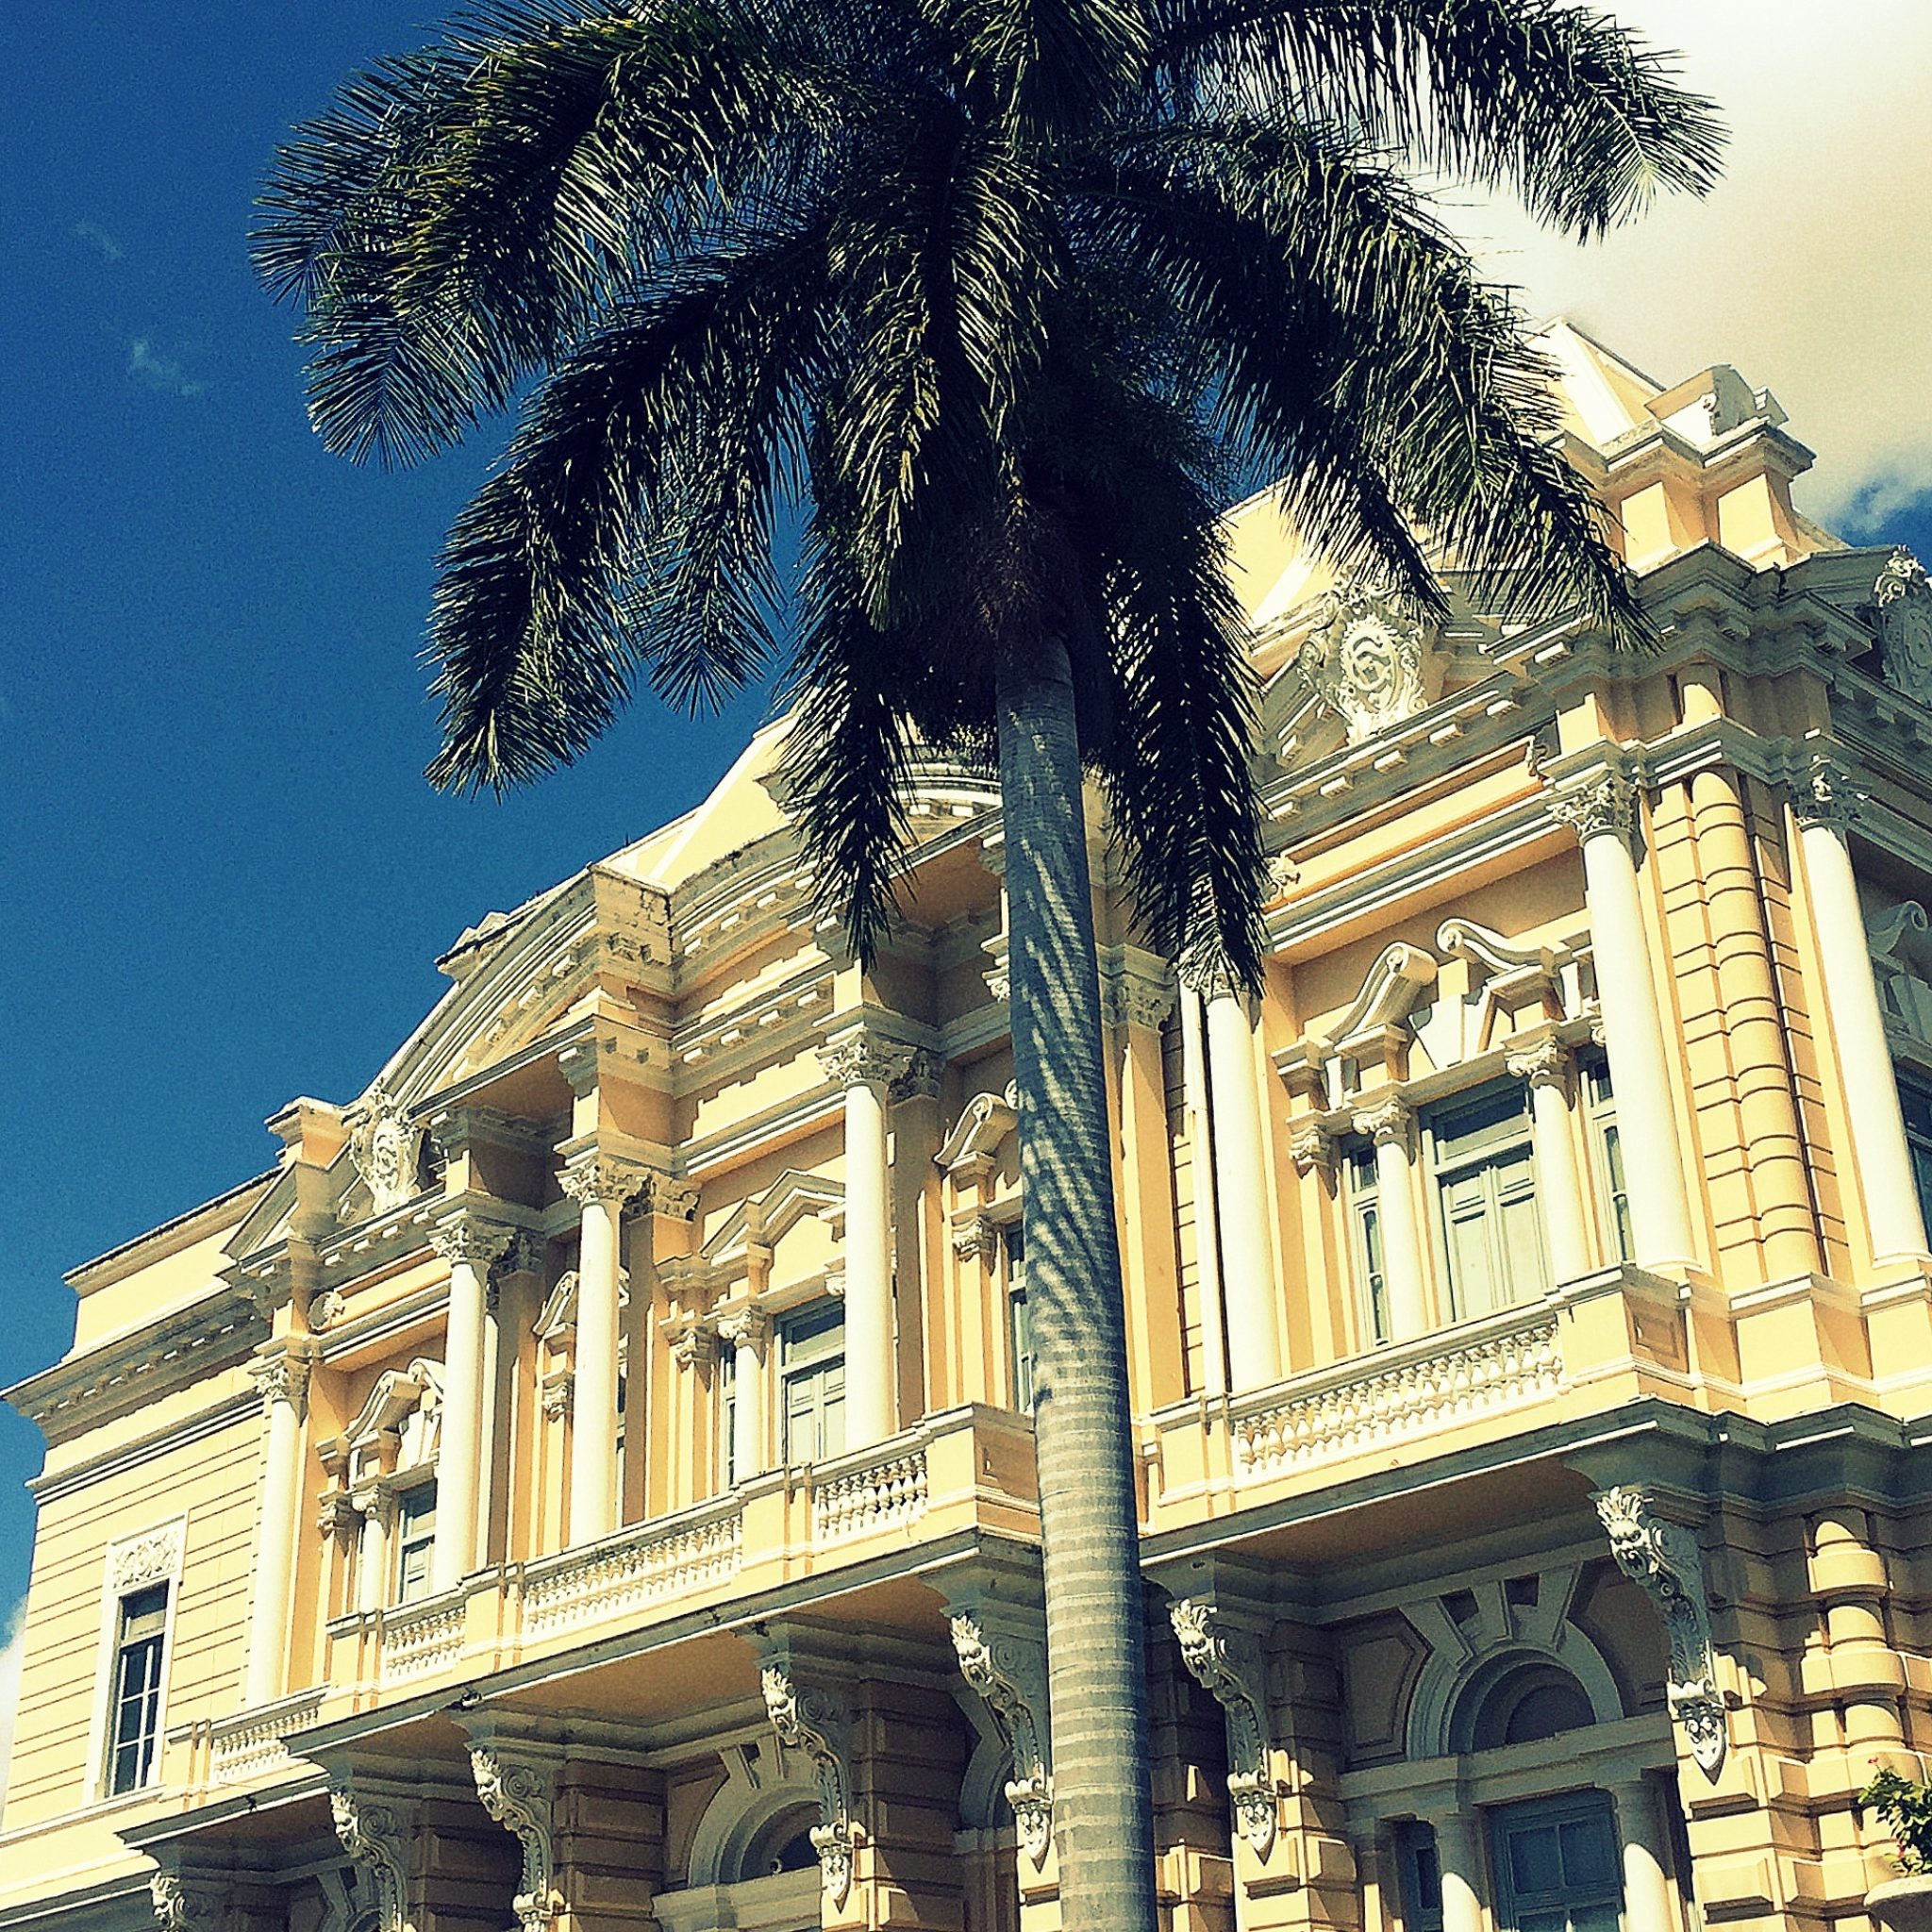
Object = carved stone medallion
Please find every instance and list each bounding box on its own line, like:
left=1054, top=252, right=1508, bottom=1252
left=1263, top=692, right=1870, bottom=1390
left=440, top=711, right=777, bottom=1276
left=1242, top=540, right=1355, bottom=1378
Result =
left=1874, top=548, right=1932, bottom=700
left=1299, top=583, right=1441, bottom=743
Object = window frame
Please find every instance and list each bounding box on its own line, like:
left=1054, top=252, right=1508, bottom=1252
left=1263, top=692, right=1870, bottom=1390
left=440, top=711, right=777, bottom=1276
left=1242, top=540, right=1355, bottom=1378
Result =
left=1424, top=1084, right=1549, bottom=1321
left=1003, top=1221, right=1036, bottom=1413
left=1487, top=1789, right=1624, bottom=1932
left=392, top=1480, right=439, bottom=1606
left=1581, top=1057, right=1633, bottom=1267
left=779, top=1299, right=847, bottom=1468
left=1343, top=1140, right=1391, bottom=1347
left=86, top=1518, right=186, bottom=1804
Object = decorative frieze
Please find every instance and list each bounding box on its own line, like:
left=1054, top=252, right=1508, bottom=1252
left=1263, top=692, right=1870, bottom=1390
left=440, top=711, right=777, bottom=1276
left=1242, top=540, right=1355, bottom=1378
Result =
left=471, top=1743, right=563, bottom=1931
left=760, top=1664, right=858, bottom=1908
left=950, top=1611, right=1054, bottom=1866
left=1233, top=1309, right=1561, bottom=1479
left=329, top=1784, right=413, bottom=1932
left=812, top=1447, right=929, bottom=1543
left=110, top=1520, right=185, bottom=1594
left=1593, top=1485, right=1728, bottom=1779
left=1170, top=1599, right=1280, bottom=1858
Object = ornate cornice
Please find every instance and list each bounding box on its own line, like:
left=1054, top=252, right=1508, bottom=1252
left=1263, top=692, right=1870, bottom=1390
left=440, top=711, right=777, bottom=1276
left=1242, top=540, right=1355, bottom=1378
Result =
left=1594, top=1485, right=1727, bottom=1779
left=760, top=1663, right=858, bottom=1907
left=1170, top=1599, right=1281, bottom=1858
left=951, top=1611, right=1053, bottom=1867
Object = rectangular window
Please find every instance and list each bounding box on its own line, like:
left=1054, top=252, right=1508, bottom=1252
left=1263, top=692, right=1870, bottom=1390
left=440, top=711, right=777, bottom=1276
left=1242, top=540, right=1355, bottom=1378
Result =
left=107, top=1583, right=169, bottom=1795
left=1490, top=1791, right=1624, bottom=1932
left=1005, top=1223, right=1035, bottom=1412
left=395, top=1485, right=437, bottom=1605
left=781, top=1301, right=846, bottom=1466
left=1395, top=1823, right=1445, bottom=1932
left=1345, top=1142, right=1391, bottom=1345
left=1584, top=1059, right=1633, bottom=1265
left=1428, top=1087, right=1547, bottom=1320
left=720, top=1347, right=738, bottom=1488
left=1900, top=1076, right=1932, bottom=1237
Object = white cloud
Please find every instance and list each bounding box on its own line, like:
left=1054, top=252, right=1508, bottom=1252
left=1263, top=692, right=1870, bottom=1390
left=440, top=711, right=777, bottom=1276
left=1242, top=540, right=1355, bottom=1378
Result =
left=0, top=1603, right=23, bottom=1823
left=72, top=221, right=125, bottom=264
left=1443, top=0, right=1932, bottom=532
left=127, top=337, right=209, bottom=400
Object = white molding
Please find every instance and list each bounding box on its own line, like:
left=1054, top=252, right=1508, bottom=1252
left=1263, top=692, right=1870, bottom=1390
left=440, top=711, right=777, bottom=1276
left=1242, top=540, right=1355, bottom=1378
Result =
left=83, top=1515, right=189, bottom=1807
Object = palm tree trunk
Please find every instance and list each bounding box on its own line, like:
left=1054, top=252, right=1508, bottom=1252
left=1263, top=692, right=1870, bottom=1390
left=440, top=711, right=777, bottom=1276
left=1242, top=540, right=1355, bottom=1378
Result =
left=995, top=631, right=1158, bottom=1932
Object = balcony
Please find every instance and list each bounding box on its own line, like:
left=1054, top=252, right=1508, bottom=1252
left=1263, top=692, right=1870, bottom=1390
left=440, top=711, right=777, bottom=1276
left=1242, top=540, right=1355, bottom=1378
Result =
left=1144, top=1263, right=1691, bottom=1526
left=319, top=1402, right=1040, bottom=1702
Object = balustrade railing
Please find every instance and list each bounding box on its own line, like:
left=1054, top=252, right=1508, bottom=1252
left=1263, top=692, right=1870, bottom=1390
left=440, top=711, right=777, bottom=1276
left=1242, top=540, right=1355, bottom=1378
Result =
left=523, top=1496, right=743, bottom=1637
left=811, top=1444, right=930, bottom=1543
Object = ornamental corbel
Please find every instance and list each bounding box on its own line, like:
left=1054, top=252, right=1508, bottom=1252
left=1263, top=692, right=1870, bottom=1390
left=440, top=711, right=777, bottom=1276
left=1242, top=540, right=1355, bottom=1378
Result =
left=1594, top=1486, right=1728, bottom=1779
left=1505, top=1035, right=1572, bottom=1093
left=149, top=1870, right=227, bottom=1932
left=760, top=1663, right=859, bottom=1907
left=1170, top=1598, right=1282, bottom=1858
left=951, top=1212, right=1002, bottom=1263
left=1351, top=1096, right=1413, bottom=1155
left=329, top=1782, right=414, bottom=1932
left=1289, top=1118, right=1335, bottom=1175
left=951, top=1611, right=1054, bottom=1868
left=470, top=1743, right=563, bottom=1932
left=670, top=1323, right=718, bottom=1372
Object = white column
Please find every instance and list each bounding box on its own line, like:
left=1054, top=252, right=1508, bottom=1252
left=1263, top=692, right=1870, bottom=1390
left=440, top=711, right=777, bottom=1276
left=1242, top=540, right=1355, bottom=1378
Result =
left=429, top=1215, right=513, bottom=1591
left=820, top=1032, right=915, bottom=1450
left=1179, top=989, right=1229, bottom=1398
left=1507, top=1037, right=1593, bottom=1284
left=1550, top=770, right=1698, bottom=1272
left=561, top=1156, right=643, bottom=1545
left=354, top=1490, right=394, bottom=1613
left=243, top=1351, right=310, bottom=1707
left=1201, top=983, right=1283, bottom=1389
left=721, top=1309, right=769, bottom=1483
left=1795, top=762, right=1930, bottom=1261
left=1611, top=1776, right=1679, bottom=1932
left=1430, top=1807, right=1489, bottom=1932
left=1354, top=1098, right=1430, bottom=1340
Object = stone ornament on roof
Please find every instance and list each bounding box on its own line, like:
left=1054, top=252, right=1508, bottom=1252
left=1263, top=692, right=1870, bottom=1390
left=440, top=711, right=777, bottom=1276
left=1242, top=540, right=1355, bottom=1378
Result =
left=346, top=1079, right=425, bottom=1217
left=1874, top=547, right=1932, bottom=700
left=1299, top=581, right=1443, bottom=744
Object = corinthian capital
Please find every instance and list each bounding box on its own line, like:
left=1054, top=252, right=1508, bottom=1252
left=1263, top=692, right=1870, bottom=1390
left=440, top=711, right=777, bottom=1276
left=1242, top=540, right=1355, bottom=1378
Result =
left=817, top=1030, right=918, bottom=1092
left=1548, top=766, right=1640, bottom=847
left=249, top=1349, right=310, bottom=1414
left=1792, top=748, right=1864, bottom=834
left=429, top=1214, right=517, bottom=1271
left=558, top=1155, right=645, bottom=1210
left=1351, top=1097, right=1413, bottom=1151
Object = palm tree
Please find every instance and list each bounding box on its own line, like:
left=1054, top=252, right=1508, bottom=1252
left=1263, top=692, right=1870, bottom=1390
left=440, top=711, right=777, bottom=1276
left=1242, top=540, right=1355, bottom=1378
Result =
left=258, top=5, right=1719, bottom=1924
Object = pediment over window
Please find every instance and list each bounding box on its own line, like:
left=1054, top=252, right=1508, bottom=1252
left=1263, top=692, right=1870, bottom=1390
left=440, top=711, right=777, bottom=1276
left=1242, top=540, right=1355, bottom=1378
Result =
left=343, top=1358, right=445, bottom=1486
left=936, top=1089, right=1020, bottom=1180
left=1871, top=899, right=1932, bottom=1044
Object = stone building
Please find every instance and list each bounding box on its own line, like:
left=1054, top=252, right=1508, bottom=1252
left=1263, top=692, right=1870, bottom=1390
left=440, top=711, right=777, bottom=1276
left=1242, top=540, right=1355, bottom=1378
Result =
left=3, top=325, right=1931, bottom=1932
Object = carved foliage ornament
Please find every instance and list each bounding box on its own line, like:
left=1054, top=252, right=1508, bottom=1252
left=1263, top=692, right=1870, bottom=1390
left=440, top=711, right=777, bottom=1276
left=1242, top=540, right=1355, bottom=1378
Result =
left=817, top=1033, right=918, bottom=1092
left=348, top=1081, right=425, bottom=1218
left=330, top=1785, right=413, bottom=1932
left=429, top=1217, right=517, bottom=1272
left=1874, top=547, right=1932, bottom=700
left=950, top=1611, right=1054, bottom=1867
left=1300, top=582, right=1441, bottom=744
left=558, top=1157, right=645, bottom=1211
left=1548, top=768, right=1640, bottom=848
left=111, top=1521, right=185, bottom=1594
left=1170, top=1599, right=1280, bottom=1858
left=149, top=1872, right=226, bottom=1932
left=1594, top=1486, right=1727, bottom=1779
left=1793, top=749, right=1864, bottom=835
left=760, top=1664, right=858, bottom=1907
left=471, top=1745, right=562, bottom=1931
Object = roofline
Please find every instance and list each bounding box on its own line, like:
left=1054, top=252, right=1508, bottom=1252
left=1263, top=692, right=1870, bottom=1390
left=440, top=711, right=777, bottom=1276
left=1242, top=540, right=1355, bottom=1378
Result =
left=62, top=1169, right=278, bottom=1292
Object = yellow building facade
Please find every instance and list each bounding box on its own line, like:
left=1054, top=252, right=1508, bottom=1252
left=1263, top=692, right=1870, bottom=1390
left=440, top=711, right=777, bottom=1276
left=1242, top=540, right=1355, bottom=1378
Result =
left=5, top=326, right=1932, bottom=1932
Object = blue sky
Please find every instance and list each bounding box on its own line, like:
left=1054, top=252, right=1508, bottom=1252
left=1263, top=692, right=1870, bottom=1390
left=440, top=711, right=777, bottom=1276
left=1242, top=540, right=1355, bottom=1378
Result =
left=2, top=3, right=1929, bottom=1670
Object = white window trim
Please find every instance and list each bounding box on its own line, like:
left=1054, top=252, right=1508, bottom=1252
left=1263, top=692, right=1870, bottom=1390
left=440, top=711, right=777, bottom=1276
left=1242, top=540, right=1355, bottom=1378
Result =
left=1424, top=1088, right=1549, bottom=1322
left=1343, top=1143, right=1388, bottom=1349
left=84, top=1515, right=187, bottom=1803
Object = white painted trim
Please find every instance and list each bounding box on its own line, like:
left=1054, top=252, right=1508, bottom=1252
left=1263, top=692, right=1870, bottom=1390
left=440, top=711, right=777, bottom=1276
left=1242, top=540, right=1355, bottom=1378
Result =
left=83, top=1515, right=188, bottom=1806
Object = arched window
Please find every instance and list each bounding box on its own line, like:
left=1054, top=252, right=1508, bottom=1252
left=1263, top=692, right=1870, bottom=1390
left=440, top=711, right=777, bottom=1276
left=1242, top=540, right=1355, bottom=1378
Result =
left=1452, top=1657, right=1597, bottom=1755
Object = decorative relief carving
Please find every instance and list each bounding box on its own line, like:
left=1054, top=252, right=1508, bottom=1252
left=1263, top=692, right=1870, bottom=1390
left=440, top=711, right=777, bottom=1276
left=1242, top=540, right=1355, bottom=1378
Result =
left=890, top=1048, right=943, bottom=1103
left=648, top=1176, right=700, bottom=1222
left=110, top=1521, right=185, bottom=1593
left=1299, top=582, right=1442, bottom=743
left=715, top=1307, right=770, bottom=1353
left=308, top=1287, right=345, bottom=1332
left=1593, top=1485, right=1727, bottom=1779
left=1170, top=1599, right=1280, bottom=1858
left=1873, top=547, right=1932, bottom=699
left=1792, top=748, right=1864, bottom=834
left=471, top=1745, right=563, bottom=1931
left=539, top=1369, right=573, bottom=1422
left=952, top=1212, right=1002, bottom=1263
left=330, top=1784, right=413, bottom=1932
left=1101, top=955, right=1179, bottom=1031
left=1505, top=1037, right=1571, bottom=1091
left=524, top=1504, right=741, bottom=1633
left=1548, top=767, right=1640, bottom=848
left=1289, top=1119, right=1335, bottom=1174
left=670, top=1324, right=717, bottom=1372
left=951, top=1612, right=1054, bottom=1867
left=760, top=1665, right=858, bottom=1907
left=347, top=1081, right=425, bottom=1217
left=817, top=1033, right=919, bottom=1092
